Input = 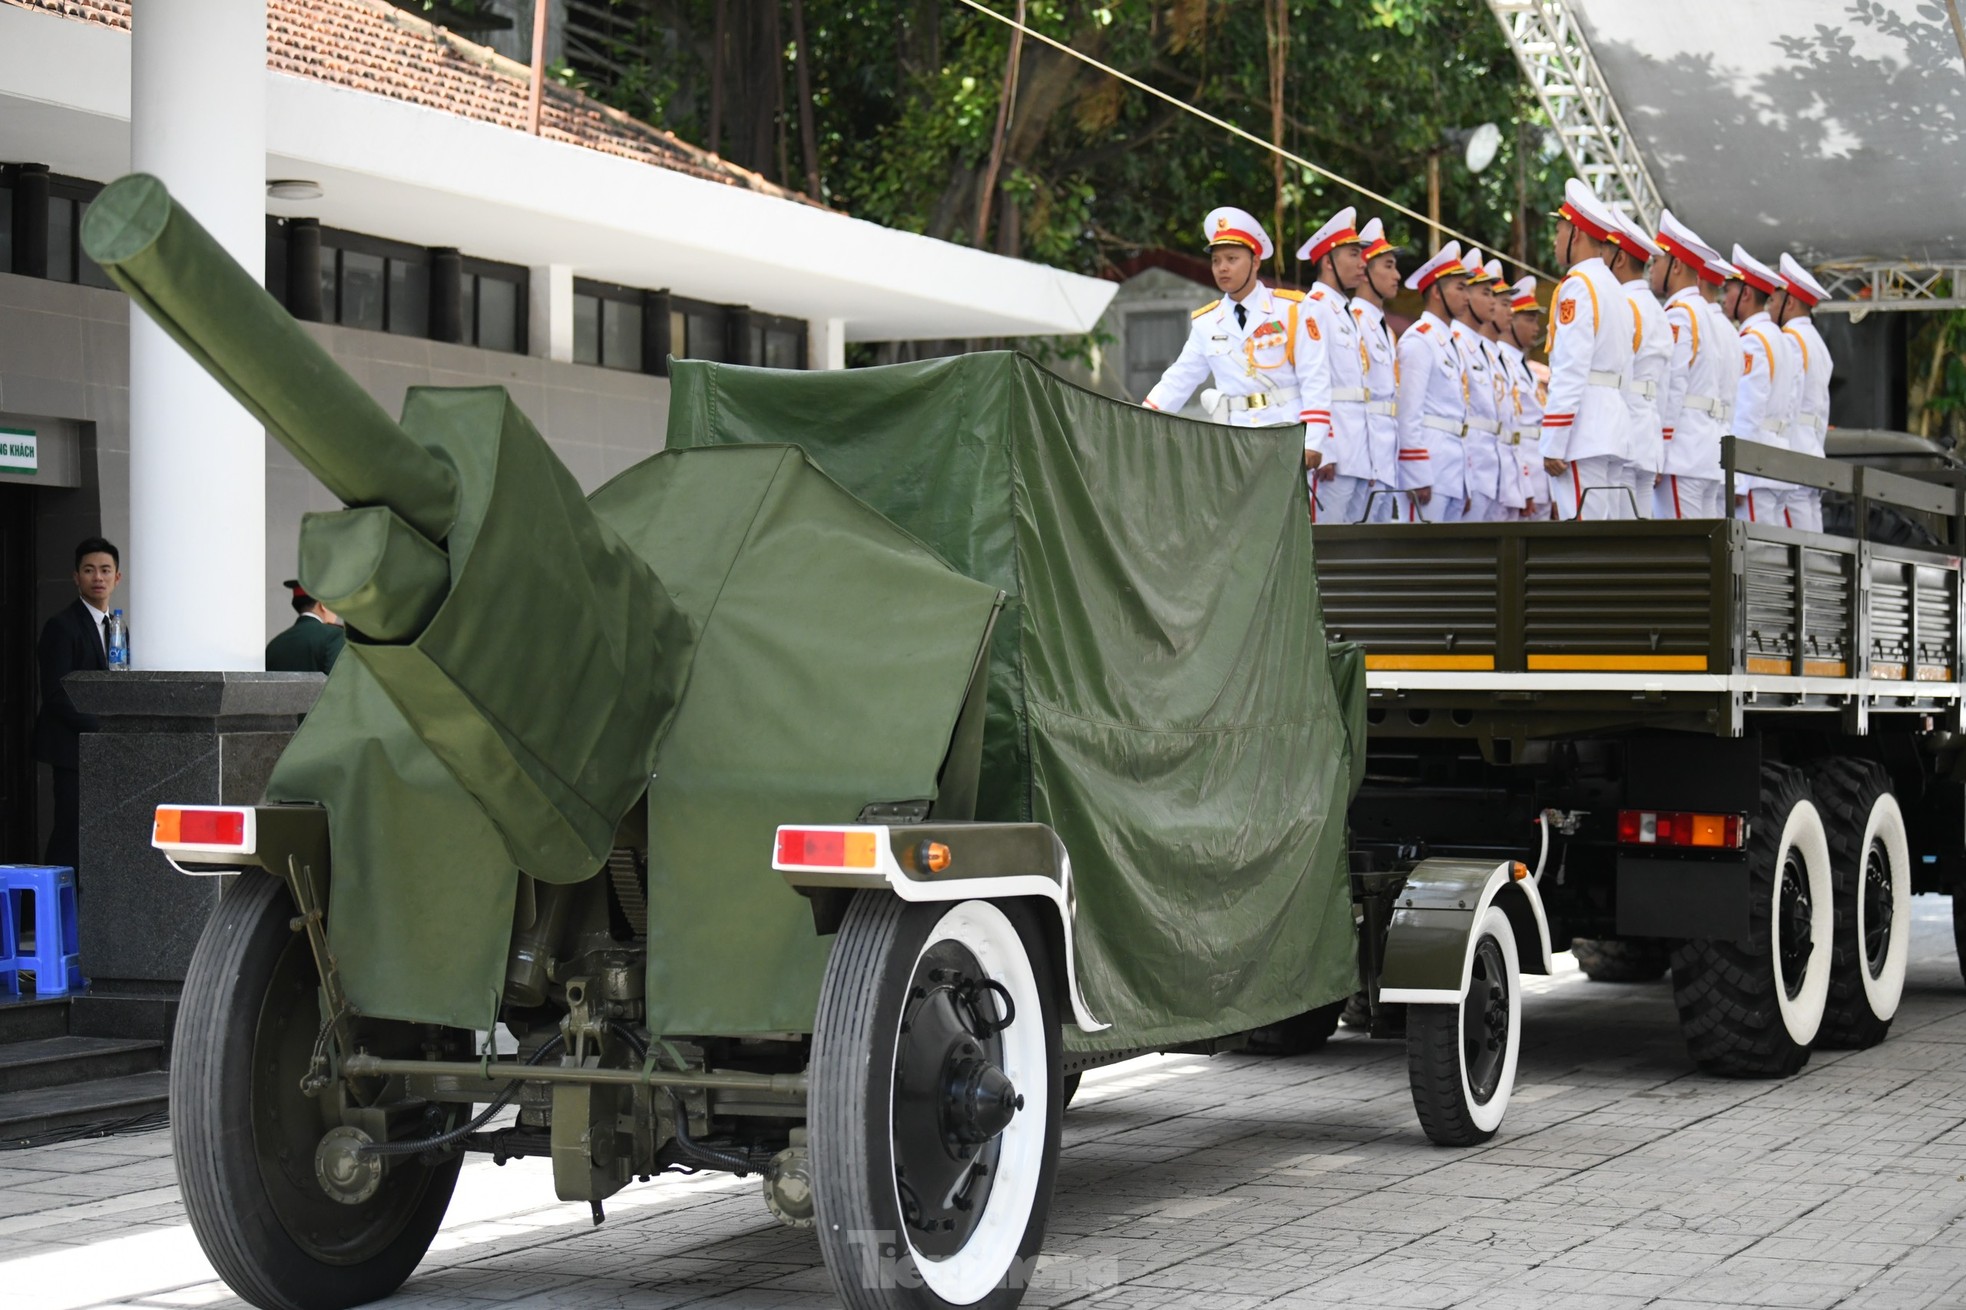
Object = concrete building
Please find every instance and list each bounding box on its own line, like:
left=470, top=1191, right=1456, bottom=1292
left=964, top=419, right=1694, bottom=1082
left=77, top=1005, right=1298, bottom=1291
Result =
left=0, top=0, right=1112, bottom=863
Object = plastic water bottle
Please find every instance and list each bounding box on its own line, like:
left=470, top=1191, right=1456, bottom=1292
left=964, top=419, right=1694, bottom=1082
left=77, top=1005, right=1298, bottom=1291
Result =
left=106, top=609, right=129, bottom=671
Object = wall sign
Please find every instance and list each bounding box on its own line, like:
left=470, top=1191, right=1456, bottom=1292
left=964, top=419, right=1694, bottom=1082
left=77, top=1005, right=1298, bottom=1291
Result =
left=0, top=428, right=35, bottom=476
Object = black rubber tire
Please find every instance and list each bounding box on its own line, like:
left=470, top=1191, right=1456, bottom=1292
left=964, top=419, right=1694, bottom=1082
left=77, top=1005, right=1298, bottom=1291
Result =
left=1405, top=905, right=1521, bottom=1147
left=173, top=870, right=461, bottom=1310
left=1669, top=763, right=1831, bottom=1079
left=1570, top=937, right=1671, bottom=982
left=1244, top=1000, right=1345, bottom=1055
left=1813, top=757, right=1907, bottom=1049
left=811, top=894, right=1061, bottom=1310
left=1339, top=990, right=1373, bottom=1030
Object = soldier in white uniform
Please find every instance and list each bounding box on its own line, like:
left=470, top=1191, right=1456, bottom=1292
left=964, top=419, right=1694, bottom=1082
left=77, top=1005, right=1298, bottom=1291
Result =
left=1778, top=254, right=1834, bottom=533
left=1351, top=218, right=1405, bottom=522
left=1726, top=246, right=1799, bottom=525
left=1454, top=252, right=1508, bottom=521
left=1606, top=212, right=1670, bottom=519
left=1541, top=180, right=1637, bottom=520
left=1396, top=243, right=1473, bottom=522
left=1499, top=275, right=1547, bottom=519
left=1649, top=211, right=1730, bottom=518
left=1297, top=207, right=1372, bottom=523
left=1475, top=257, right=1531, bottom=519
left=1143, top=208, right=1332, bottom=481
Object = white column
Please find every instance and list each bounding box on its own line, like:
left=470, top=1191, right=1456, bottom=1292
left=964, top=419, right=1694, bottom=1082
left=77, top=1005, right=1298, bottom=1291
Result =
left=129, top=0, right=266, bottom=670
left=530, top=264, right=574, bottom=363
left=809, top=316, right=847, bottom=371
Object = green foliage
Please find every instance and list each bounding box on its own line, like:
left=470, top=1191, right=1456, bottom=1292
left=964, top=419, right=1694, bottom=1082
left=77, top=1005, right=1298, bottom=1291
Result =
left=567, top=0, right=1562, bottom=279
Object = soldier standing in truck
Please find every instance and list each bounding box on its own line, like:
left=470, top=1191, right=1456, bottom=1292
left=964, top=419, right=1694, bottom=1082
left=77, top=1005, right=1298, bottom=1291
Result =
left=1352, top=218, right=1404, bottom=522
left=1540, top=180, right=1637, bottom=520
left=1499, top=276, right=1547, bottom=520
left=1143, top=207, right=1332, bottom=490
left=1298, top=206, right=1372, bottom=523
left=1396, top=243, right=1473, bottom=522
left=1650, top=212, right=1730, bottom=518
left=1452, top=250, right=1507, bottom=522
left=1726, top=246, right=1799, bottom=524
left=1778, top=254, right=1834, bottom=533
left=1606, top=211, right=1670, bottom=519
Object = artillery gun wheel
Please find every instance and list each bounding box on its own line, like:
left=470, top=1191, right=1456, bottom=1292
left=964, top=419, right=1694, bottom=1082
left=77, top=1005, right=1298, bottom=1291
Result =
left=1669, top=764, right=1832, bottom=1078
left=1570, top=937, right=1671, bottom=982
left=174, top=870, right=462, bottom=1310
left=812, top=893, right=1061, bottom=1310
left=1404, top=906, right=1521, bottom=1146
left=1244, top=1000, right=1345, bottom=1055
left=1813, top=758, right=1910, bottom=1049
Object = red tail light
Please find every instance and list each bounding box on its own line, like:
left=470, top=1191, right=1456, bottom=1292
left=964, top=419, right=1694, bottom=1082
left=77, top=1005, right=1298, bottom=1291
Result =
left=1616, top=810, right=1744, bottom=850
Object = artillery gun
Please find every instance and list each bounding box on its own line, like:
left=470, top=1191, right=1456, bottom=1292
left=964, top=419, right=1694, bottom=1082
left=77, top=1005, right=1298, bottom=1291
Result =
left=94, top=175, right=1548, bottom=1310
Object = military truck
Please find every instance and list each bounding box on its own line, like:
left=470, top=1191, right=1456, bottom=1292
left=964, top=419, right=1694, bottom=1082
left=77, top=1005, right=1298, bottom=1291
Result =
left=1312, top=436, right=1966, bottom=1080
left=90, top=176, right=1549, bottom=1310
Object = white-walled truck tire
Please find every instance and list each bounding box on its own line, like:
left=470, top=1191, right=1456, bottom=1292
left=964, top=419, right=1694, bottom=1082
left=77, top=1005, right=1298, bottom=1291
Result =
left=811, top=893, right=1061, bottom=1310
left=1813, top=757, right=1910, bottom=1049
left=1670, top=763, right=1833, bottom=1078
left=1405, top=905, right=1521, bottom=1147
left=173, top=870, right=461, bottom=1310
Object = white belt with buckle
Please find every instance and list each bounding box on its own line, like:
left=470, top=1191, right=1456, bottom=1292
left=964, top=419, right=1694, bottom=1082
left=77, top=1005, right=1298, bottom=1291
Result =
left=1512, top=427, right=1540, bottom=445
left=1759, top=418, right=1785, bottom=435
left=1463, top=417, right=1502, bottom=436
left=1625, top=379, right=1658, bottom=400
left=1587, top=369, right=1625, bottom=389
left=1223, top=388, right=1301, bottom=412
left=1329, top=387, right=1369, bottom=403
left=1421, top=415, right=1465, bottom=437
left=1366, top=400, right=1398, bottom=417
left=1681, top=394, right=1725, bottom=417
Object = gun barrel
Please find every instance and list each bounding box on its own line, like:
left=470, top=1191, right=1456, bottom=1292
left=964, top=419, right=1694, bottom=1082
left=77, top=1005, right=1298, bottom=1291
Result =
left=82, top=174, right=459, bottom=542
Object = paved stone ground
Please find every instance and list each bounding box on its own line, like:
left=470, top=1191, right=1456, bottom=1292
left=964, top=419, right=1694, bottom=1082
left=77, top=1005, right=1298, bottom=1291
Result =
left=1, top=896, right=1961, bottom=1310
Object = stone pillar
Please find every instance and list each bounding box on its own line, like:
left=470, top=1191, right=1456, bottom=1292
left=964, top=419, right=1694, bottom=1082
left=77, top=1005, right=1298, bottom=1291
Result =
left=67, top=672, right=320, bottom=1041
left=129, top=0, right=267, bottom=670
left=530, top=263, right=573, bottom=362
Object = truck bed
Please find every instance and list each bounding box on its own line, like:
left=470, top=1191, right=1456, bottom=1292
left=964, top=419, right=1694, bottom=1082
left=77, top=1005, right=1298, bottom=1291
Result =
left=1312, top=517, right=1964, bottom=743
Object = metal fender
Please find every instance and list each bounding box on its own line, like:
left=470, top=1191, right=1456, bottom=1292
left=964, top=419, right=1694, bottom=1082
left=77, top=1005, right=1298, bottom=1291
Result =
left=1377, top=857, right=1554, bottom=1006
left=776, top=822, right=1109, bottom=1033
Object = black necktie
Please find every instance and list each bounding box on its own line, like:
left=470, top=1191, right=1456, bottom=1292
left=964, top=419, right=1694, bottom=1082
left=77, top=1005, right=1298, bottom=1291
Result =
left=98, top=614, right=109, bottom=662
left=1235, top=303, right=1247, bottom=330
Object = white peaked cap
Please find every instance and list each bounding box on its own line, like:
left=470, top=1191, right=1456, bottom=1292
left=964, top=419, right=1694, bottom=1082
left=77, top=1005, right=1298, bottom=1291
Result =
left=1731, top=244, right=1782, bottom=294
left=1710, top=256, right=1742, bottom=281
left=1203, top=206, right=1274, bottom=260
left=1609, top=210, right=1661, bottom=262
left=1405, top=241, right=1466, bottom=293
left=1510, top=275, right=1540, bottom=311
left=1484, top=258, right=1504, bottom=282
left=1359, top=216, right=1395, bottom=256
left=1558, top=177, right=1619, bottom=241
left=1655, top=208, right=1721, bottom=272
left=1779, top=252, right=1831, bottom=306
left=1297, top=205, right=1362, bottom=263
left=1461, top=247, right=1488, bottom=282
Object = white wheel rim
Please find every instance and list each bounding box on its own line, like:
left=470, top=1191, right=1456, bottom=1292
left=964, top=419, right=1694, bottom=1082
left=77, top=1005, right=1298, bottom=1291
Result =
left=897, top=901, right=1047, bottom=1304
left=1459, top=906, right=1521, bottom=1134
left=1856, top=792, right=1911, bottom=1021
left=1772, top=799, right=1833, bottom=1045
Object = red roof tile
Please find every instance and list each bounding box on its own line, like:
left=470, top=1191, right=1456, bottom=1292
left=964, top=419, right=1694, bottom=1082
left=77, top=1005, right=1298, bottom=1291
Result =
left=3, top=0, right=819, bottom=207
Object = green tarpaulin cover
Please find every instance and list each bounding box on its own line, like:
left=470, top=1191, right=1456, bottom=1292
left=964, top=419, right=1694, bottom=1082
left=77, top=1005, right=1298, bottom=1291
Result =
left=669, top=353, right=1362, bottom=1050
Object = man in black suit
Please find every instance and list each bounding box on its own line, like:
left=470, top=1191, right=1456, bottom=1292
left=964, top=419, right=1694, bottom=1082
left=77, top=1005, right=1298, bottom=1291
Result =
left=33, top=537, right=121, bottom=877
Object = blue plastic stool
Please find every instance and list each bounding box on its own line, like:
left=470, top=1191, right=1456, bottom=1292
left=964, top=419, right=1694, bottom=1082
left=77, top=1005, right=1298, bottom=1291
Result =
left=0, top=887, right=17, bottom=997
left=0, top=866, right=82, bottom=995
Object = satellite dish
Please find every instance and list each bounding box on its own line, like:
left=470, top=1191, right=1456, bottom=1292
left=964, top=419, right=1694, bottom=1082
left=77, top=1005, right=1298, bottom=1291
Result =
left=1465, top=122, right=1503, bottom=174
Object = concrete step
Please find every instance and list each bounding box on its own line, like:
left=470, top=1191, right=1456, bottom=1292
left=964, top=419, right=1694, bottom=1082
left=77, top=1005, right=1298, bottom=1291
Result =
left=0, top=1071, right=168, bottom=1142
left=70, top=992, right=179, bottom=1054
left=0, top=1035, right=164, bottom=1095
left=0, top=995, right=70, bottom=1044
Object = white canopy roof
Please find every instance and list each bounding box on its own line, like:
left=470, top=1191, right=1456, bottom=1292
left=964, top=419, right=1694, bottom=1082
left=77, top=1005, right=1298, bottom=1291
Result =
left=1568, top=0, right=1966, bottom=265
left=0, top=5, right=1114, bottom=342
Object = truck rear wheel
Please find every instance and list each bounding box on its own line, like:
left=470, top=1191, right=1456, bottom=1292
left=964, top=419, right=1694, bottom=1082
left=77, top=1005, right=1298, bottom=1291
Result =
left=1813, top=758, right=1910, bottom=1049
left=811, top=893, right=1061, bottom=1310
left=174, top=870, right=461, bottom=1310
left=1405, top=906, right=1521, bottom=1147
left=1669, top=764, right=1832, bottom=1078
left=1570, top=938, right=1671, bottom=982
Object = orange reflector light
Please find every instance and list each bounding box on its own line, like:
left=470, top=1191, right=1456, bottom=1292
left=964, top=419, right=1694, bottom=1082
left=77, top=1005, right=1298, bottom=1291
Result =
left=915, top=841, right=952, bottom=874
left=1616, top=810, right=1744, bottom=850
left=776, top=828, right=880, bottom=869
left=1511, top=861, right=1529, bottom=881
left=153, top=806, right=248, bottom=848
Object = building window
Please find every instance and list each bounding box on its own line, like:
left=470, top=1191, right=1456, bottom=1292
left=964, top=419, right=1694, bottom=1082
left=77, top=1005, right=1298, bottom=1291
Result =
left=463, top=260, right=525, bottom=354
left=573, top=278, right=646, bottom=372
left=318, top=230, right=429, bottom=337
left=1123, top=309, right=1190, bottom=402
